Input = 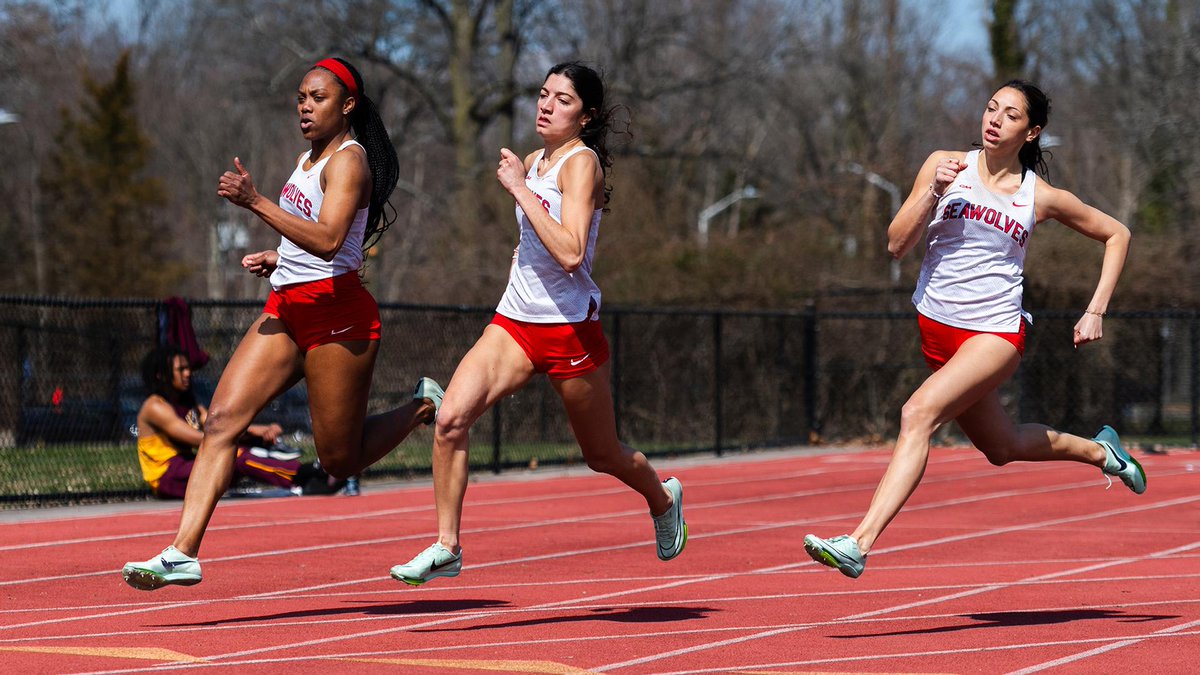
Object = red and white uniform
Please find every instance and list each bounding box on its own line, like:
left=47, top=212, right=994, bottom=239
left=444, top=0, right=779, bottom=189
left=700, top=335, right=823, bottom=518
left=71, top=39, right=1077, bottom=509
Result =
left=270, top=139, right=368, bottom=288
left=913, top=149, right=1037, bottom=332
left=496, top=146, right=603, bottom=323
left=261, top=139, right=380, bottom=351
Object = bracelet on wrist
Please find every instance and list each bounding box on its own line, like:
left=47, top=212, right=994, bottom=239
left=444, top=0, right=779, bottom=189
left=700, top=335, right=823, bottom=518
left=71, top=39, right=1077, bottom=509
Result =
left=1084, top=309, right=1105, bottom=318
left=928, top=182, right=942, bottom=199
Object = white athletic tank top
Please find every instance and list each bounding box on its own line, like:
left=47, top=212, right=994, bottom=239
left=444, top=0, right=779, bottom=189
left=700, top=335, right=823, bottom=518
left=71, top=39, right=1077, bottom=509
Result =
left=496, top=146, right=603, bottom=323
left=270, top=139, right=369, bottom=289
left=913, top=149, right=1037, bottom=332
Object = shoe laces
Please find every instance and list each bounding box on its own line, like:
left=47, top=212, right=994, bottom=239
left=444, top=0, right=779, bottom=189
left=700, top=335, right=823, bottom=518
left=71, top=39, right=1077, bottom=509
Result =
left=653, top=508, right=677, bottom=547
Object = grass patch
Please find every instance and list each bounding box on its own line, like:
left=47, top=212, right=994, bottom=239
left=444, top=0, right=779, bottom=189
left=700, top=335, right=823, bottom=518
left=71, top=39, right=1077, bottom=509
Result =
left=0, top=434, right=730, bottom=508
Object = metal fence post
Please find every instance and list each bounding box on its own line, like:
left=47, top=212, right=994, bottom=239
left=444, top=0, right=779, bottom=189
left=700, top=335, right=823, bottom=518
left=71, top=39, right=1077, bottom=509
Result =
left=108, top=334, right=120, bottom=440
left=1192, top=311, right=1199, bottom=449
left=612, top=311, right=622, bottom=439
left=803, top=303, right=819, bottom=441
left=491, top=401, right=502, bottom=473
left=713, top=312, right=723, bottom=456
left=16, top=326, right=28, bottom=442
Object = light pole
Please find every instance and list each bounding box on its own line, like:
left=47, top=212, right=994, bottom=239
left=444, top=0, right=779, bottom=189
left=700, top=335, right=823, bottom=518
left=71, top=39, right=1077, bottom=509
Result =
left=0, top=109, right=42, bottom=294
left=697, top=186, right=759, bottom=247
left=842, top=162, right=902, bottom=285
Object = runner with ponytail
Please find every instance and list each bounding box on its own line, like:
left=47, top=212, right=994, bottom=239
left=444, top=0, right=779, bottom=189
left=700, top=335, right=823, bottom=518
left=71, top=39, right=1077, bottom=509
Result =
left=121, top=57, right=443, bottom=591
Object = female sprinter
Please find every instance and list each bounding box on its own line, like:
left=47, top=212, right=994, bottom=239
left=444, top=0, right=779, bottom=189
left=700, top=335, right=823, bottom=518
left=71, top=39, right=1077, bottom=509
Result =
left=390, top=62, right=686, bottom=586
left=122, top=57, right=443, bottom=590
left=803, top=80, right=1142, bottom=579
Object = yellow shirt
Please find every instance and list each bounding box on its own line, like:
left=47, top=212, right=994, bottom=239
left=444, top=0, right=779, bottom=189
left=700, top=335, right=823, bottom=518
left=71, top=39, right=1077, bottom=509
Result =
left=136, top=404, right=201, bottom=490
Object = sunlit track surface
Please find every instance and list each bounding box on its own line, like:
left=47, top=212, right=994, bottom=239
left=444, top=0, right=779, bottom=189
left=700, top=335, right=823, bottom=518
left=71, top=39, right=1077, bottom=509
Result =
left=0, top=445, right=1195, bottom=674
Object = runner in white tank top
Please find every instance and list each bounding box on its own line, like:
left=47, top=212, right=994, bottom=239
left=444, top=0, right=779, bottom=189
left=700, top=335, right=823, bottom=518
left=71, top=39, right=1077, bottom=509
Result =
left=391, top=62, right=687, bottom=588
left=123, top=57, right=444, bottom=591
left=913, top=148, right=1035, bottom=332
left=496, top=145, right=602, bottom=323
left=803, top=80, right=1140, bottom=581
left=271, top=138, right=369, bottom=288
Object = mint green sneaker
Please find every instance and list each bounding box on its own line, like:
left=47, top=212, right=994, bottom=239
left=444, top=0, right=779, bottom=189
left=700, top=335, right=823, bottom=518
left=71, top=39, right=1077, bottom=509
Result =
left=413, top=377, right=444, bottom=426
left=391, top=543, right=461, bottom=586
left=803, top=534, right=865, bottom=578
left=121, top=546, right=202, bottom=591
left=1095, top=425, right=1146, bottom=494
left=653, top=477, right=687, bottom=561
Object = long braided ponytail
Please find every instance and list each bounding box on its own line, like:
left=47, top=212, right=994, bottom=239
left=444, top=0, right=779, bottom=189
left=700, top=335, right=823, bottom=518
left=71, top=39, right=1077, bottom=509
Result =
left=313, top=57, right=399, bottom=250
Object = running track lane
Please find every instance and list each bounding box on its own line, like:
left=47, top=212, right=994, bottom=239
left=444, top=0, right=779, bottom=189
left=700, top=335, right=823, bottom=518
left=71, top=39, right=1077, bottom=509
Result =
left=0, top=445, right=1196, bottom=674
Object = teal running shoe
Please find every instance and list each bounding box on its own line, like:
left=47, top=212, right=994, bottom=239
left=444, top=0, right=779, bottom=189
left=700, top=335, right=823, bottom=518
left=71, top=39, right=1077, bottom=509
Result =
left=122, top=546, right=202, bottom=591
left=654, top=477, right=687, bottom=561
left=413, top=377, right=444, bottom=426
left=1095, top=425, right=1146, bottom=494
left=391, top=543, right=461, bottom=586
left=803, top=534, right=865, bottom=578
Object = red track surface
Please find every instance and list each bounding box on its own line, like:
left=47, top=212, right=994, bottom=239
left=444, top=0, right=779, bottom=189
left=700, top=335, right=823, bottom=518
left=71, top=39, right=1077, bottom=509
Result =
left=1, top=445, right=1197, bottom=674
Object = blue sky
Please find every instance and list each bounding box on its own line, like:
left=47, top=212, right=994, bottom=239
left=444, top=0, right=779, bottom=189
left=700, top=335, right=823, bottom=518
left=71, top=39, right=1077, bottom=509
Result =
left=920, top=0, right=993, bottom=63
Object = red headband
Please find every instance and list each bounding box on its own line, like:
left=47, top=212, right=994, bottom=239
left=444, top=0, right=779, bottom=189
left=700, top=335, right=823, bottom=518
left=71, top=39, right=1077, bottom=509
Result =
left=314, top=58, right=359, bottom=100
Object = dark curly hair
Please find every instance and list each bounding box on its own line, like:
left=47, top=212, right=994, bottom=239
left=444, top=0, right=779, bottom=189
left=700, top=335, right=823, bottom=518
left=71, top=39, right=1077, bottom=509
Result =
left=546, top=61, right=626, bottom=206
left=141, top=344, right=195, bottom=407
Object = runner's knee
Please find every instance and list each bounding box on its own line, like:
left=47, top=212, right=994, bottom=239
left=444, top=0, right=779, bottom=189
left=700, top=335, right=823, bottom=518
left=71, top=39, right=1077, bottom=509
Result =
left=977, top=442, right=1012, bottom=466
left=314, top=449, right=356, bottom=479
left=582, top=443, right=636, bottom=476
left=202, top=404, right=249, bottom=444
left=898, top=395, right=940, bottom=437
left=584, top=452, right=619, bottom=475
left=433, top=403, right=472, bottom=446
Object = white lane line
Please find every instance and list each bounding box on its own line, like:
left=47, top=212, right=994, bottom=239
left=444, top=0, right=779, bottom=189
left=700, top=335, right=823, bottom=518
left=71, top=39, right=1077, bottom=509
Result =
left=0, top=486, right=635, bottom=552
left=36, top=498, right=1200, bottom=672
left=9, top=563, right=1199, bottom=620
left=0, top=465, right=1001, bottom=588
left=592, top=532, right=1200, bottom=671
left=4, top=479, right=1192, bottom=639
left=6, top=449, right=1159, bottom=552
left=7, top=575, right=1200, bottom=645
left=4, top=457, right=1191, bottom=673
left=653, top=628, right=1200, bottom=674
left=1005, top=617, right=1200, bottom=674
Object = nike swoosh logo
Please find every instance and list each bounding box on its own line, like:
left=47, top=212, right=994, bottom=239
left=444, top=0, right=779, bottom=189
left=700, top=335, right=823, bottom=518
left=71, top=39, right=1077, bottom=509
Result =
left=570, top=354, right=590, bottom=366
left=161, top=558, right=180, bottom=570
left=430, top=558, right=457, bottom=571
left=330, top=326, right=353, bottom=335
left=1115, top=456, right=1127, bottom=471
left=1012, top=201, right=1029, bottom=207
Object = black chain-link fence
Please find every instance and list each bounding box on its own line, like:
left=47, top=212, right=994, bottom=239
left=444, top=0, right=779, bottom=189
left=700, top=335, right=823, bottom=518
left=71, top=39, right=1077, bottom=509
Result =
left=1, top=296, right=1196, bottom=507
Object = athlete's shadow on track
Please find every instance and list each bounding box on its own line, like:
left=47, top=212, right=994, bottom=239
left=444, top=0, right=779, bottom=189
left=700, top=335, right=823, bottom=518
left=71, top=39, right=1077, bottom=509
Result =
left=411, top=605, right=718, bottom=632
left=830, top=609, right=1179, bottom=638
left=153, top=599, right=511, bottom=627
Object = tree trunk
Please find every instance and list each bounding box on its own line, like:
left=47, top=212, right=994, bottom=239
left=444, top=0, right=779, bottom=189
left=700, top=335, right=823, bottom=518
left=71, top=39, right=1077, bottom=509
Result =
left=496, top=0, right=516, bottom=150
left=450, top=0, right=480, bottom=182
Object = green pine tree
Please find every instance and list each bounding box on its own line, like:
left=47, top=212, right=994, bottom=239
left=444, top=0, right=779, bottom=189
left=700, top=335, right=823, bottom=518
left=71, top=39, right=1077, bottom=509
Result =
left=40, top=50, right=180, bottom=297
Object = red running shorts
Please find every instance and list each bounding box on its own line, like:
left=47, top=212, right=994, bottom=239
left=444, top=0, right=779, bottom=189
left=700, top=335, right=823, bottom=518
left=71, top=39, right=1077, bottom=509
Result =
left=491, top=313, right=610, bottom=379
left=262, top=272, right=381, bottom=352
left=918, top=313, right=1025, bottom=371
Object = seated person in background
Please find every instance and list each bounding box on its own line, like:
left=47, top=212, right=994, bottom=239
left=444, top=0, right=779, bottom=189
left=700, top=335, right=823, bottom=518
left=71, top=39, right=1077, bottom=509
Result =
left=136, top=345, right=343, bottom=498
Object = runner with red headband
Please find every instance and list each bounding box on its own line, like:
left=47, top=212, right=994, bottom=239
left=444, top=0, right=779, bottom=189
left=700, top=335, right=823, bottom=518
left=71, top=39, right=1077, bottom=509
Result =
left=122, top=57, right=444, bottom=591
